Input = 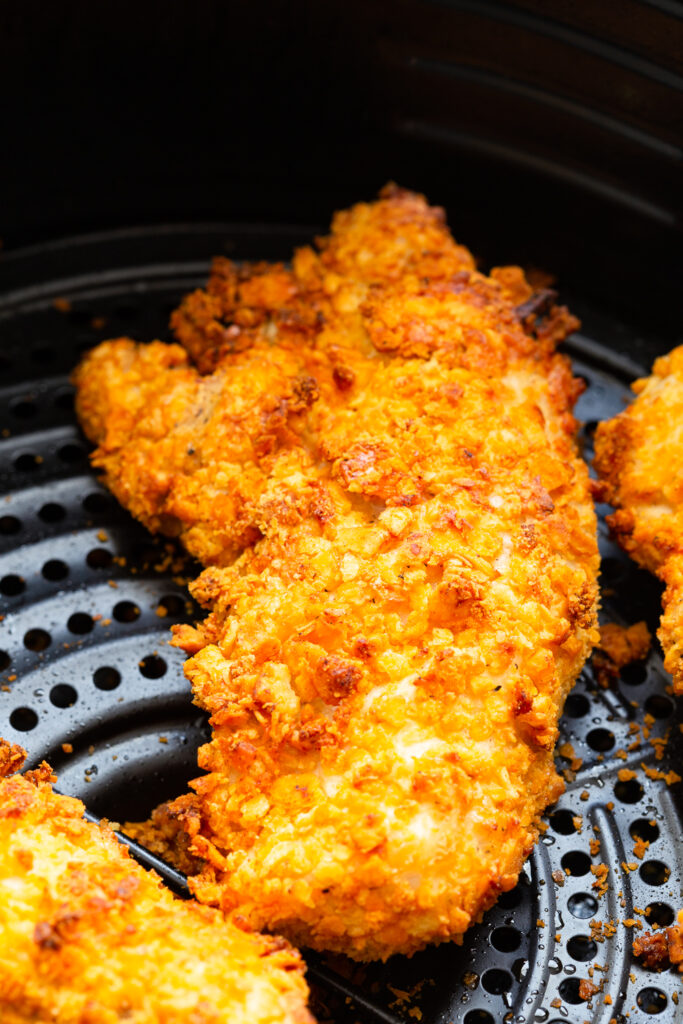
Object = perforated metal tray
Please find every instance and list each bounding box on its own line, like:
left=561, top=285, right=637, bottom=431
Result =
left=0, top=227, right=681, bottom=1024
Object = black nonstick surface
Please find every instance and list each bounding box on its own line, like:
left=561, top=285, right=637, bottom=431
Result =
left=0, top=227, right=681, bottom=1024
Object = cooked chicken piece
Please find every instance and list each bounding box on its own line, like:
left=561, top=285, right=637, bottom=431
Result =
left=74, top=186, right=599, bottom=960
left=0, top=741, right=312, bottom=1024
left=595, top=346, right=683, bottom=692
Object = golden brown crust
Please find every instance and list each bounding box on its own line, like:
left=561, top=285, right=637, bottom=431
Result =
left=74, top=186, right=598, bottom=960
left=125, top=794, right=205, bottom=876
left=0, top=751, right=312, bottom=1023
left=595, top=346, right=683, bottom=691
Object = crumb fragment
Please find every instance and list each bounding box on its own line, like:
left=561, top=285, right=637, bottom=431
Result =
left=557, top=741, right=582, bottom=771
left=642, top=762, right=681, bottom=785
left=61, top=743, right=73, bottom=754
left=579, top=978, right=599, bottom=1000
left=633, top=836, right=650, bottom=860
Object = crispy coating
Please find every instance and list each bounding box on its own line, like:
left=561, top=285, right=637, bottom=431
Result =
left=124, top=795, right=205, bottom=876
left=74, top=187, right=599, bottom=960
left=594, top=346, right=683, bottom=692
left=0, top=741, right=312, bottom=1024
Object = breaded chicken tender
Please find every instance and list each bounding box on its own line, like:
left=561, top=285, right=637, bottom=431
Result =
left=0, top=741, right=312, bottom=1024
left=595, top=346, right=683, bottom=692
left=74, top=186, right=599, bottom=960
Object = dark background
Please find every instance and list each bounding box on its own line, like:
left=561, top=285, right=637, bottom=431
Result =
left=1, top=0, right=682, bottom=334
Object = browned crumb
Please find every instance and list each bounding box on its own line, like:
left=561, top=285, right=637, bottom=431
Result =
left=593, top=864, right=610, bottom=897
left=633, top=836, right=650, bottom=860
left=557, top=741, right=583, bottom=772
left=579, top=979, right=599, bottom=1000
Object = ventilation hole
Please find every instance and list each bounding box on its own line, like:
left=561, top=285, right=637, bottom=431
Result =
left=139, top=655, right=167, bottom=679
left=114, top=601, right=140, bottom=623
left=24, top=628, right=50, bottom=652
left=630, top=819, right=660, bottom=843
left=0, top=515, right=21, bottom=534
left=621, top=661, right=647, bottom=685
left=58, top=443, right=85, bottom=464
left=67, top=612, right=94, bottom=635
left=10, top=707, right=38, bottom=731
left=490, top=926, right=521, bottom=952
left=566, top=935, right=597, bottom=962
left=561, top=851, right=592, bottom=877
left=86, top=548, right=113, bottom=570
left=548, top=809, right=577, bottom=835
left=0, top=651, right=10, bottom=671
left=42, top=559, right=68, bottom=581
left=53, top=389, right=75, bottom=411
left=10, top=399, right=37, bottom=419
left=645, top=903, right=674, bottom=926
left=481, top=969, right=512, bottom=995
left=601, top=556, right=626, bottom=583
left=14, top=453, right=41, bottom=472
left=615, top=778, right=644, bottom=804
left=564, top=692, right=589, bottom=718
left=38, top=502, right=66, bottom=523
left=157, top=594, right=185, bottom=617
left=558, top=978, right=584, bottom=1004
left=568, top=893, right=598, bottom=919
left=464, top=1013, right=494, bottom=1024
left=93, top=666, right=121, bottom=691
left=30, top=344, right=56, bottom=363
left=587, top=727, right=615, bottom=752
left=637, top=988, right=668, bottom=1014
left=0, top=574, right=25, bottom=596
left=82, top=492, right=110, bottom=514
left=50, top=683, right=77, bottom=708
left=640, top=861, right=670, bottom=886
left=645, top=695, right=674, bottom=719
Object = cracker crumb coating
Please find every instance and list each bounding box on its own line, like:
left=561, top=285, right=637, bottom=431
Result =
left=0, top=742, right=312, bottom=1024
left=74, top=186, right=599, bottom=960
left=595, top=346, right=683, bottom=692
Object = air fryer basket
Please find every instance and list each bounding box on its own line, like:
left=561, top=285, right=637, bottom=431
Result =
left=1, top=227, right=682, bottom=1024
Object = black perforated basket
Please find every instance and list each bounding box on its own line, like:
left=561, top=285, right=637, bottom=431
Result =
left=0, top=226, right=682, bottom=1023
